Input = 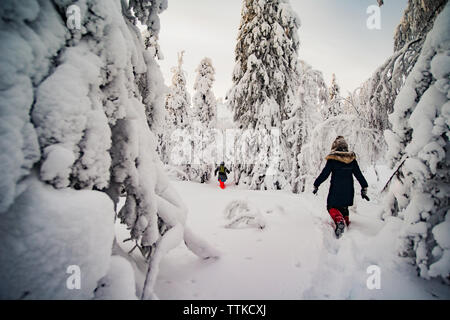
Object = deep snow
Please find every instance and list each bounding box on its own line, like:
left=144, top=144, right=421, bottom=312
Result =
left=115, top=168, right=450, bottom=300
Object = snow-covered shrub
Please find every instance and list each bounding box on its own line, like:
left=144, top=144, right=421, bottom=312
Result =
left=223, top=200, right=266, bottom=230
left=383, top=3, right=450, bottom=281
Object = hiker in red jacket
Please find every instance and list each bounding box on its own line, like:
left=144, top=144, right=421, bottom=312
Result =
left=313, top=136, right=370, bottom=238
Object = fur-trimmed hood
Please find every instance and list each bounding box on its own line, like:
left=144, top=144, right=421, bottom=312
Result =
left=325, top=151, right=356, bottom=164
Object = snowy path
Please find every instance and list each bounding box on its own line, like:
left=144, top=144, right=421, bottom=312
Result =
left=116, top=180, right=449, bottom=300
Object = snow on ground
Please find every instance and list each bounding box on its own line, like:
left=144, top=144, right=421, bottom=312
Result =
left=0, top=175, right=115, bottom=300
left=115, top=167, right=450, bottom=300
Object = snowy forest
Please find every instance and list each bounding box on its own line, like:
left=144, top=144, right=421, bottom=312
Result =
left=0, top=0, right=448, bottom=300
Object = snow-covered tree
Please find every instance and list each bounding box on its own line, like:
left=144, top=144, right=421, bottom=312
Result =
left=393, top=0, right=447, bottom=53
left=284, top=60, right=328, bottom=192
left=165, top=50, right=191, bottom=129
left=189, top=58, right=218, bottom=183
left=323, top=73, right=343, bottom=119
left=383, top=2, right=449, bottom=282
left=0, top=0, right=217, bottom=300
left=160, top=50, right=192, bottom=167
left=360, top=0, right=447, bottom=132
left=227, top=0, right=301, bottom=190
left=138, top=29, right=168, bottom=154
left=193, top=57, right=217, bottom=125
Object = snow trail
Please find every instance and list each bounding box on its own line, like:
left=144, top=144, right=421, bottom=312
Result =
left=116, top=179, right=450, bottom=299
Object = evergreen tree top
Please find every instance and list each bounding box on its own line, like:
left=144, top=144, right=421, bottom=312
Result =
left=228, top=0, right=301, bottom=129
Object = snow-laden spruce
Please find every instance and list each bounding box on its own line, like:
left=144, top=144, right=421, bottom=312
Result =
left=165, top=51, right=191, bottom=129
left=323, top=73, right=343, bottom=120
left=0, top=0, right=218, bottom=300
left=227, top=0, right=301, bottom=190
left=283, top=60, right=328, bottom=193
left=186, top=58, right=219, bottom=183
left=162, top=50, right=193, bottom=176
left=193, top=57, right=217, bottom=126
left=383, top=2, right=450, bottom=282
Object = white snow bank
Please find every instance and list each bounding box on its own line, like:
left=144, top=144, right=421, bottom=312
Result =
left=153, top=180, right=450, bottom=300
left=429, top=213, right=450, bottom=278
left=433, top=213, right=450, bottom=250
left=0, top=176, right=115, bottom=299
left=94, top=256, right=138, bottom=300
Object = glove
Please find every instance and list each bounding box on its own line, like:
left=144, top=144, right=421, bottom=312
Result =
left=313, top=186, right=318, bottom=195
left=361, top=188, right=370, bottom=201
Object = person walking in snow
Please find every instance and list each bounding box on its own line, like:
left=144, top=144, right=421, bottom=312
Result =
left=215, top=161, right=231, bottom=189
left=313, top=136, right=370, bottom=238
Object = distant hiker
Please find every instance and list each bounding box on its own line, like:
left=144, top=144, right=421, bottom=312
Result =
left=313, top=136, right=369, bottom=238
left=215, top=162, right=231, bottom=189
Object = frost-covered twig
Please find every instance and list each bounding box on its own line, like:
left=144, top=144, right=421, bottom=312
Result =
left=128, top=243, right=138, bottom=255
left=381, top=157, right=407, bottom=193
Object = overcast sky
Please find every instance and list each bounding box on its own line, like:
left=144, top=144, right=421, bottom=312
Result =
left=157, top=0, right=408, bottom=99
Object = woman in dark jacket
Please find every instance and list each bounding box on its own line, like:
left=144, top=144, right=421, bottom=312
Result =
left=313, top=136, right=369, bottom=238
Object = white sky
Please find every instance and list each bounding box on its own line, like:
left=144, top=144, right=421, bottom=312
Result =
left=157, top=0, right=408, bottom=99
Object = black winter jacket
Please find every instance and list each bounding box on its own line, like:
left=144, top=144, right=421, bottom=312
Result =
left=314, top=152, right=368, bottom=208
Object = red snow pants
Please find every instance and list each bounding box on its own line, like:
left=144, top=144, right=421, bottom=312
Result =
left=219, top=180, right=225, bottom=189
left=328, top=208, right=350, bottom=226
left=328, top=208, right=344, bottom=224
